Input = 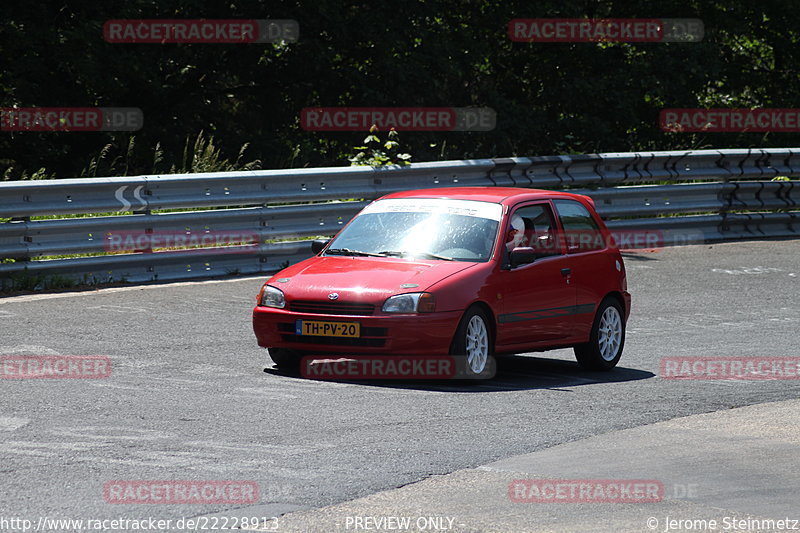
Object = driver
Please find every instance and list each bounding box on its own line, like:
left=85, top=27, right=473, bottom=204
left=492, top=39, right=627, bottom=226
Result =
left=505, top=214, right=526, bottom=251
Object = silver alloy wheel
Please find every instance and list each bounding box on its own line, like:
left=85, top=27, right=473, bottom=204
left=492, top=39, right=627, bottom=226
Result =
left=465, top=315, right=489, bottom=374
left=598, top=305, right=622, bottom=361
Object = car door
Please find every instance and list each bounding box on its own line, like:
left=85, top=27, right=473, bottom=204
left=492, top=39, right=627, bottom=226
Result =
left=552, top=199, right=609, bottom=340
left=494, top=202, right=577, bottom=346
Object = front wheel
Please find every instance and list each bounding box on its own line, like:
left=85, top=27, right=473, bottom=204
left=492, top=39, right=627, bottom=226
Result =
left=574, top=298, right=625, bottom=370
left=451, top=307, right=495, bottom=379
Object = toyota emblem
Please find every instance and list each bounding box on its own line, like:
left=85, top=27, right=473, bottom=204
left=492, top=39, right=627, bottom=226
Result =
left=328, top=293, right=339, bottom=300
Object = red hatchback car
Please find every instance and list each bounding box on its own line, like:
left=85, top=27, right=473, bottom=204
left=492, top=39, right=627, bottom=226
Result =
left=253, top=187, right=631, bottom=377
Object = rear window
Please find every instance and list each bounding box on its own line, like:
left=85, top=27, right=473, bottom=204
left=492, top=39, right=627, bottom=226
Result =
left=554, top=199, right=606, bottom=252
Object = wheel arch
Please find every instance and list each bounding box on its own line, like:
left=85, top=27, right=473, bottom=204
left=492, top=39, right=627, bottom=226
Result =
left=602, top=291, right=627, bottom=320
left=451, top=300, right=497, bottom=352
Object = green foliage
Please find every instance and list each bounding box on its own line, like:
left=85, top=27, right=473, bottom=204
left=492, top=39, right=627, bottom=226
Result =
left=172, top=131, right=261, bottom=174
left=348, top=126, right=412, bottom=167
left=0, top=269, right=77, bottom=292
left=0, top=267, right=136, bottom=293
left=74, top=132, right=260, bottom=178
left=2, top=167, right=56, bottom=181
left=2, top=1, right=800, bottom=178
left=81, top=140, right=130, bottom=178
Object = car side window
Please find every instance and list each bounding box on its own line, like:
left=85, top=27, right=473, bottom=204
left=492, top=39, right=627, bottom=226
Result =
left=553, top=199, right=606, bottom=252
left=507, top=204, right=561, bottom=265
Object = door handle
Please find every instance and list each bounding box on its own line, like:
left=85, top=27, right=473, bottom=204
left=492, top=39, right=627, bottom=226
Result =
left=561, top=268, right=571, bottom=277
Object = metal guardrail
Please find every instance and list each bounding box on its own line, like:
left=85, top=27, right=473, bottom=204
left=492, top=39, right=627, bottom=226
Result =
left=1, top=148, right=799, bottom=287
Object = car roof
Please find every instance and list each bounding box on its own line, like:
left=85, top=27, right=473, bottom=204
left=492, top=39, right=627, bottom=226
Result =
left=379, top=187, right=590, bottom=206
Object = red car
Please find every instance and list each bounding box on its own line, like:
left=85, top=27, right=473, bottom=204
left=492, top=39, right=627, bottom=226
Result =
left=253, top=187, right=631, bottom=377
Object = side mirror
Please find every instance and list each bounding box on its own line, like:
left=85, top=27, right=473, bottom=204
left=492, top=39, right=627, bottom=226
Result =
left=509, top=247, right=540, bottom=268
left=311, top=239, right=330, bottom=254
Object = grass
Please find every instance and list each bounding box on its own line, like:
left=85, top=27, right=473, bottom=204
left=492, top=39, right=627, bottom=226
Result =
left=1, top=270, right=85, bottom=292
left=0, top=272, right=135, bottom=296
left=0, top=234, right=328, bottom=264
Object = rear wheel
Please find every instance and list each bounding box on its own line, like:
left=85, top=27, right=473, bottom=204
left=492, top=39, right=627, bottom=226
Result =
left=268, top=348, right=301, bottom=369
left=574, top=298, right=625, bottom=370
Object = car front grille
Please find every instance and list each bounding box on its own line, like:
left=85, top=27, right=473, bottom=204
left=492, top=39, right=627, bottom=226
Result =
left=278, top=334, right=386, bottom=348
left=289, top=300, right=375, bottom=316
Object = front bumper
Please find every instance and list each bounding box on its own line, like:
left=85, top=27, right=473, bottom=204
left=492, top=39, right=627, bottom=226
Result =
left=252, top=306, right=463, bottom=355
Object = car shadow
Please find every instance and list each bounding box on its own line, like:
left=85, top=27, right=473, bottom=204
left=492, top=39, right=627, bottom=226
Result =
left=621, top=251, right=660, bottom=261
left=262, top=354, right=654, bottom=393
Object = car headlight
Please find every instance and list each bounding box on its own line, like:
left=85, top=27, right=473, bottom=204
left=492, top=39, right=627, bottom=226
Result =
left=258, top=285, right=285, bottom=308
left=382, top=292, right=435, bottom=313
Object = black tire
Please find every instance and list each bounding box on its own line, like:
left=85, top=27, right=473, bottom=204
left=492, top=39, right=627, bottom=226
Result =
left=267, top=348, right=301, bottom=369
left=450, top=306, right=495, bottom=379
left=574, top=298, right=625, bottom=370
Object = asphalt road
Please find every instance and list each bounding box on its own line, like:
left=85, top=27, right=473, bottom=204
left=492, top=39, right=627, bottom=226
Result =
left=1, top=239, right=798, bottom=531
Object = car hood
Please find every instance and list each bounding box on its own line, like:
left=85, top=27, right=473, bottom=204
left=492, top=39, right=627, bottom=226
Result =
left=267, top=256, right=477, bottom=302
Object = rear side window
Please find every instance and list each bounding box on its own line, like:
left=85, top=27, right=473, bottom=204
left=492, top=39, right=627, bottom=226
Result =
left=553, top=199, right=606, bottom=252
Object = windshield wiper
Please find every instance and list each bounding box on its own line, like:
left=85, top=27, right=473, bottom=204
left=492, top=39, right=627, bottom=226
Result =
left=378, top=250, right=454, bottom=261
left=325, top=248, right=386, bottom=257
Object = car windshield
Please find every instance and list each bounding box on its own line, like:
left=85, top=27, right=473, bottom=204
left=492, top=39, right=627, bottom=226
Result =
left=325, top=198, right=503, bottom=262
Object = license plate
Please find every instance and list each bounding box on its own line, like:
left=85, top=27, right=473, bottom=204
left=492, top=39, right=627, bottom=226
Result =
left=295, top=320, right=360, bottom=338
